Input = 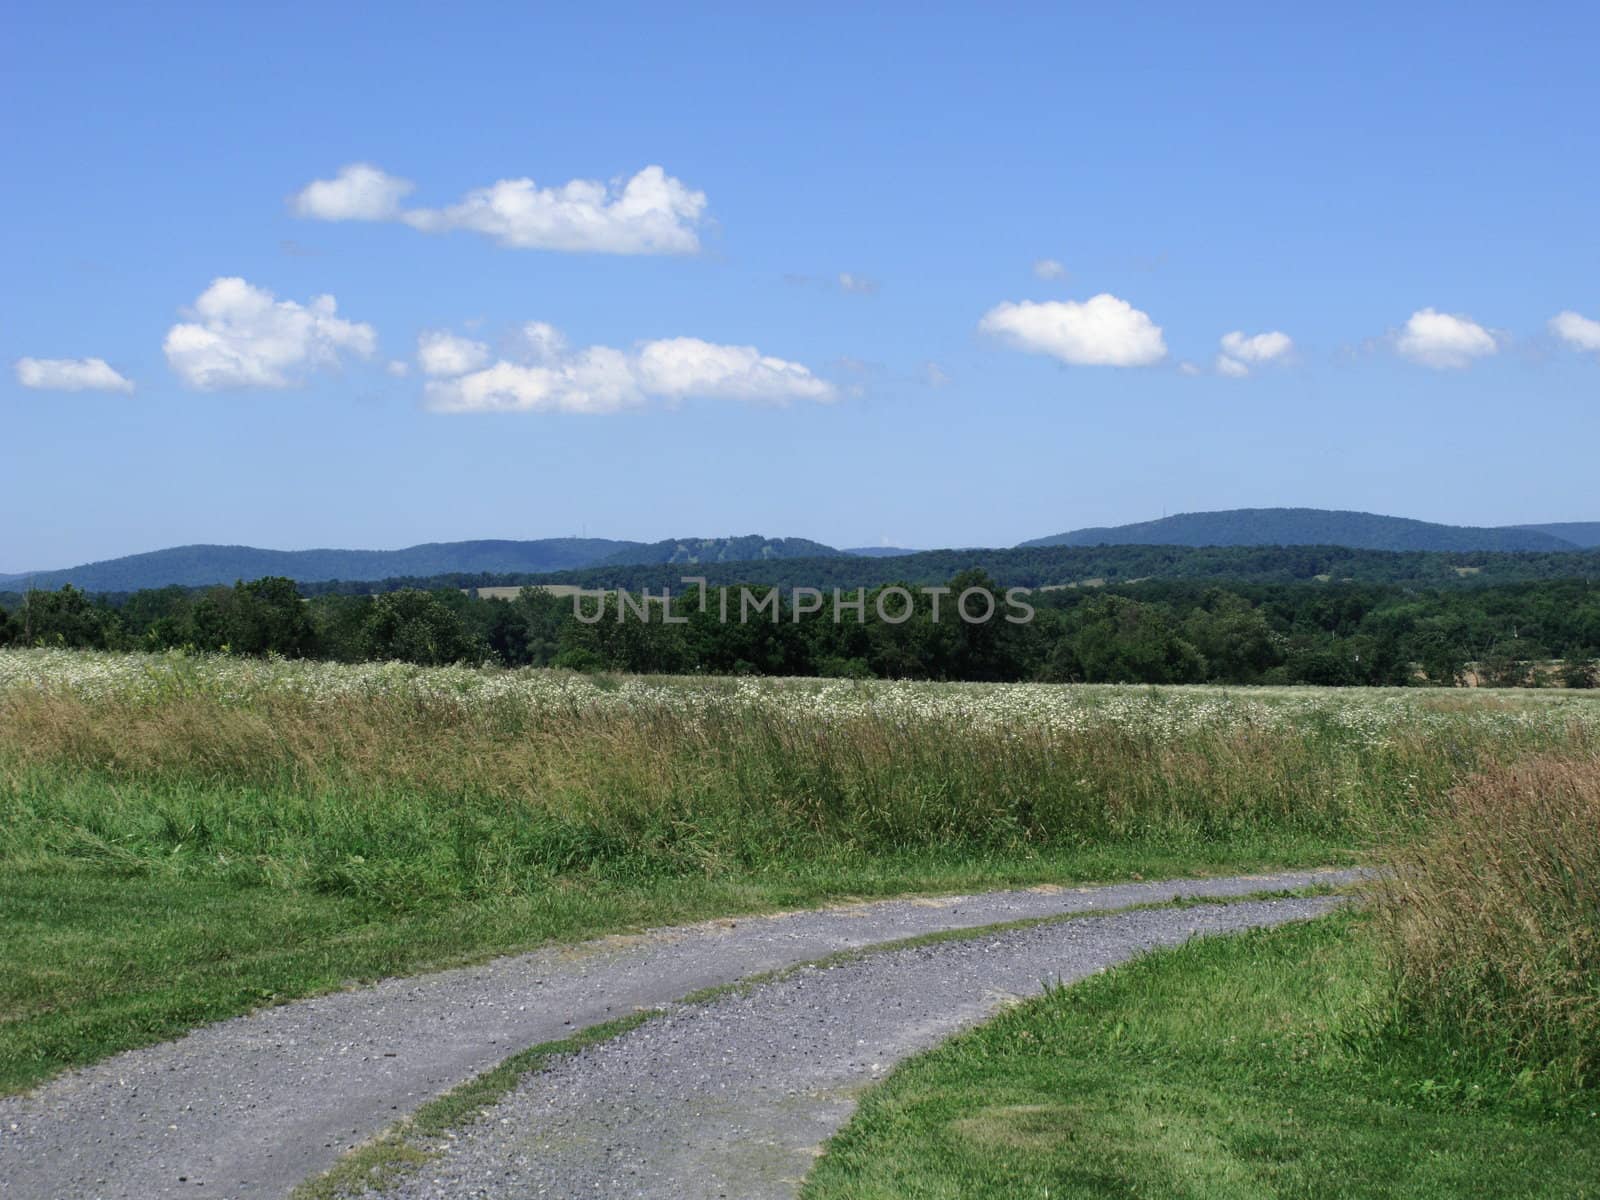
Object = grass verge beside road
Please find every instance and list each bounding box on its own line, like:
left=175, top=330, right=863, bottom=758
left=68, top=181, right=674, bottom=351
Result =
left=0, top=840, right=1329, bottom=1095
left=803, top=914, right=1600, bottom=1200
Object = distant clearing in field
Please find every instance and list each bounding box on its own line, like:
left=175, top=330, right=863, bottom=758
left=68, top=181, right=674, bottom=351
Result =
left=468, top=585, right=596, bottom=600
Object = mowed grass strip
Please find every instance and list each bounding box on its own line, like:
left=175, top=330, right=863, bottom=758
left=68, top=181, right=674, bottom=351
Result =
left=802, top=915, right=1600, bottom=1200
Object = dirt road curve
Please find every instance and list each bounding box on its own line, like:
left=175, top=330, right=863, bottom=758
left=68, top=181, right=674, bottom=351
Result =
left=0, top=869, right=1358, bottom=1200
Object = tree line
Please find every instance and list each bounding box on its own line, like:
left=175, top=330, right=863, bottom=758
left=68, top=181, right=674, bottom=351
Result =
left=4, top=572, right=1599, bottom=687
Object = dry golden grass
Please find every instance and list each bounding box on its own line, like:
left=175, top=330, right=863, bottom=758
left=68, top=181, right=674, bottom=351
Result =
left=1372, top=754, right=1600, bottom=1086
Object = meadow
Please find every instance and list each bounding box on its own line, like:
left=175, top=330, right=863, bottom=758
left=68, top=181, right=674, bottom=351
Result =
left=3, top=648, right=1599, bottom=1100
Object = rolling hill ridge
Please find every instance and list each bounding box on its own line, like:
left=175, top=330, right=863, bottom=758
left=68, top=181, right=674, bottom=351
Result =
left=6, top=509, right=1598, bottom=593
left=0, top=536, right=859, bottom=593
left=1020, top=508, right=1583, bottom=553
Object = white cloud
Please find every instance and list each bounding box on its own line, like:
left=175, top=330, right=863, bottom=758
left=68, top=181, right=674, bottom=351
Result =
left=1394, top=307, right=1498, bottom=369
left=416, top=331, right=490, bottom=377
left=923, top=362, right=950, bottom=387
left=292, top=163, right=414, bottom=221
left=294, top=163, right=708, bottom=255
left=1219, top=330, right=1292, bottom=363
left=421, top=323, right=834, bottom=414
left=1212, top=329, right=1293, bottom=377
left=978, top=294, right=1166, bottom=366
left=837, top=272, right=879, bottom=295
left=1551, top=310, right=1600, bottom=353
left=1178, top=361, right=1203, bottom=376
left=385, top=360, right=410, bottom=377
left=163, top=277, right=376, bottom=389
left=14, top=357, right=134, bottom=392
left=635, top=337, right=834, bottom=401
left=1032, top=258, right=1067, bottom=281
left=519, top=321, right=568, bottom=362
left=426, top=351, right=643, bottom=415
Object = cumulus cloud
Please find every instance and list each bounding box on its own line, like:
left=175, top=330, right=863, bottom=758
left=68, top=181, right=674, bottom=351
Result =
left=1551, top=310, right=1600, bottom=353
left=1395, top=307, right=1498, bottom=369
left=163, top=277, right=376, bottom=389
left=1220, top=330, right=1292, bottom=363
left=923, top=362, right=950, bottom=387
left=385, top=360, right=410, bottom=377
left=419, top=323, right=834, bottom=414
left=416, top=331, right=490, bottom=377
left=837, top=272, right=879, bottom=295
left=1214, top=329, right=1293, bottom=377
left=292, top=163, right=414, bottom=221
left=294, top=163, right=707, bottom=255
left=519, top=321, right=568, bottom=362
left=978, top=294, right=1166, bottom=366
left=1032, top=258, right=1067, bottom=281
left=14, top=356, right=134, bottom=392
left=636, top=338, right=833, bottom=401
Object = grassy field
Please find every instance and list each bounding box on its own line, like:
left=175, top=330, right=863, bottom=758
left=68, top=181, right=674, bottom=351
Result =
left=4, top=648, right=1599, bottom=1095
left=802, top=914, right=1600, bottom=1200
left=805, top=755, right=1600, bottom=1198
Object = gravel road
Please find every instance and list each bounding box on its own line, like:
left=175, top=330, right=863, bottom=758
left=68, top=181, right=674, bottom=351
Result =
left=0, top=869, right=1358, bottom=1200
left=373, top=893, right=1346, bottom=1200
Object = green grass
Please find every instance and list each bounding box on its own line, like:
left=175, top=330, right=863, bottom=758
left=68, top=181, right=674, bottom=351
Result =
left=803, top=915, right=1600, bottom=1200
left=5, top=651, right=1596, bottom=1095
left=0, top=826, right=1334, bottom=1095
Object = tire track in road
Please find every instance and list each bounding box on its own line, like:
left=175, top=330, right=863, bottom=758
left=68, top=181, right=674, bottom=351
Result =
left=372, top=893, right=1349, bottom=1200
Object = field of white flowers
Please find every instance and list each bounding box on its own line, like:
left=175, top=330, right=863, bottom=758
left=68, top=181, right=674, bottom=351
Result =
left=4, top=646, right=1598, bottom=745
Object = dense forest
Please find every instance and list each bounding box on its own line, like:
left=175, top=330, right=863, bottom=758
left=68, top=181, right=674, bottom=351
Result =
left=263, top=542, right=1600, bottom=599
left=4, top=572, right=1598, bottom=688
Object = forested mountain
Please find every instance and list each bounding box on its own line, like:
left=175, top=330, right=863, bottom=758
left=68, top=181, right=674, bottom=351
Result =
left=8, top=509, right=1598, bottom=594
left=0, top=539, right=645, bottom=593
left=1021, top=508, right=1581, bottom=552
left=597, top=536, right=842, bottom=566
left=1515, top=522, right=1600, bottom=549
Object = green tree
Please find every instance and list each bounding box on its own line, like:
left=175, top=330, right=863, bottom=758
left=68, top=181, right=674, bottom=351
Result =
left=360, top=589, right=485, bottom=665
left=1071, top=596, right=1205, bottom=684
left=191, top=577, right=317, bottom=656
left=1181, top=591, right=1282, bottom=682
left=14, top=586, right=121, bottom=649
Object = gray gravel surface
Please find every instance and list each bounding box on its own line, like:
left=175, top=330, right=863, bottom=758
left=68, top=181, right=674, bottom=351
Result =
left=374, top=894, right=1346, bottom=1200
left=0, top=869, right=1358, bottom=1200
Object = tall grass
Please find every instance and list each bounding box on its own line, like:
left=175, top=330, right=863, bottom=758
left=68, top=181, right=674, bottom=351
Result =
left=1371, top=755, right=1600, bottom=1091
left=4, top=651, right=1598, bottom=909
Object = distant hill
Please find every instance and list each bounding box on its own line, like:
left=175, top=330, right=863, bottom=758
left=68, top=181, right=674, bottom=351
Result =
left=1514, top=522, right=1600, bottom=549
left=1020, top=508, right=1582, bottom=553
left=598, top=535, right=841, bottom=566
left=0, top=535, right=855, bottom=593
left=0, top=539, right=644, bottom=593
left=8, top=510, right=1597, bottom=595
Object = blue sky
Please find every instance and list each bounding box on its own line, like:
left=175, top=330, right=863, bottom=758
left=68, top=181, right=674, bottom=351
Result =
left=4, top=2, right=1598, bottom=571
